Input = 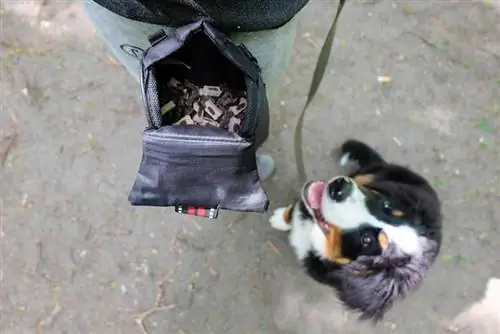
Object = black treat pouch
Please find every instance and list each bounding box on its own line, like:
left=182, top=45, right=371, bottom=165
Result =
left=128, top=20, right=270, bottom=217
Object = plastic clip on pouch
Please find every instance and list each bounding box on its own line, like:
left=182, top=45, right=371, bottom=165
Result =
left=128, top=20, right=270, bottom=218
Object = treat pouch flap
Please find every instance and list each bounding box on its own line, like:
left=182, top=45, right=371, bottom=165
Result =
left=128, top=125, right=269, bottom=212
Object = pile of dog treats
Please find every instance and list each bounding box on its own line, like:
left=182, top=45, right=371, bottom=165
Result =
left=162, top=77, right=247, bottom=134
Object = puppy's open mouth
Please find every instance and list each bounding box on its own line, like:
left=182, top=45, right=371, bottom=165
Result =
left=302, top=181, right=331, bottom=235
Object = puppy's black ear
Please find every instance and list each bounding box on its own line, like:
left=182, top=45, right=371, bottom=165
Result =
left=330, top=238, right=439, bottom=321
left=338, top=139, right=386, bottom=169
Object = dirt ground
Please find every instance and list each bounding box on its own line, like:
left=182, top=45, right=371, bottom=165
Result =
left=1, top=1, right=499, bottom=333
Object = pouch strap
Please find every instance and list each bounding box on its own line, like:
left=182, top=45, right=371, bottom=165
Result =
left=148, top=29, right=168, bottom=46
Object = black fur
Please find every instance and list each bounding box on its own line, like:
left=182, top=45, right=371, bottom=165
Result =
left=341, top=139, right=386, bottom=167
left=302, top=139, right=442, bottom=321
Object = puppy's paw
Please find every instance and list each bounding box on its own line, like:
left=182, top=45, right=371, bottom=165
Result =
left=339, top=139, right=385, bottom=168
left=269, top=207, right=292, bottom=231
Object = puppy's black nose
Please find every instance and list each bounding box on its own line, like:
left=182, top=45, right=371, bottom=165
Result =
left=328, top=177, right=353, bottom=202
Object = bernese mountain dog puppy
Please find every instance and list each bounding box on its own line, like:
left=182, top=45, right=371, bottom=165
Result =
left=269, top=139, right=442, bottom=321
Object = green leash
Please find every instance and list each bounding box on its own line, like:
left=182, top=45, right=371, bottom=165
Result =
left=293, top=0, right=347, bottom=184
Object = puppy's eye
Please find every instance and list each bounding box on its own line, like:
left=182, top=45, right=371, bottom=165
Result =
left=381, top=200, right=404, bottom=217
left=360, top=234, right=374, bottom=248
left=382, top=200, right=393, bottom=215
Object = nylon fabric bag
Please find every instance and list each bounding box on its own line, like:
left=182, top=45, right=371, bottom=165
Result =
left=128, top=20, right=270, bottom=216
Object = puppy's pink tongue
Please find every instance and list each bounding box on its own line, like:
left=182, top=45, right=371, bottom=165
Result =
left=307, top=181, right=325, bottom=209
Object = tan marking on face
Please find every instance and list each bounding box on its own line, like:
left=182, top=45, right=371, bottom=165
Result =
left=392, top=209, right=404, bottom=217
left=283, top=205, right=293, bottom=224
left=378, top=231, right=389, bottom=250
left=324, top=226, right=345, bottom=262
left=353, top=174, right=374, bottom=187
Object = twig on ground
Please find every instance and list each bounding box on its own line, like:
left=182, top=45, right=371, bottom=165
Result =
left=0, top=129, right=18, bottom=166
left=135, top=262, right=180, bottom=334
left=170, top=230, right=183, bottom=258
left=191, top=220, right=202, bottom=231
left=135, top=305, right=176, bottom=334
left=267, top=240, right=281, bottom=255
left=23, top=240, right=56, bottom=283
left=226, top=213, right=246, bottom=229
left=155, top=264, right=180, bottom=307
left=64, top=82, right=104, bottom=96
left=35, top=303, right=61, bottom=334
left=405, top=32, right=439, bottom=49
left=35, top=287, right=62, bottom=334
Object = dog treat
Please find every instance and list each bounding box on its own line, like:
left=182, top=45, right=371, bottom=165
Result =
left=161, top=100, right=176, bottom=115
left=199, top=85, right=222, bottom=97
left=176, top=115, right=195, bottom=125
left=203, top=100, right=224, bottom=120
left=200, top=118, right=220, bottom=127
left=218, top=90, right=236, bottom=107
left=227, top=116, right=241, bottom=134
left=228, top=97, right=247, bottom=116
left=192, top=114, right=205, bottom=124
left=166, top=77, right=247, bottom=134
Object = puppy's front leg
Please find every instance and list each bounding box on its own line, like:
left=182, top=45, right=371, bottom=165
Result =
left=269, top=204, right=294, bottom=231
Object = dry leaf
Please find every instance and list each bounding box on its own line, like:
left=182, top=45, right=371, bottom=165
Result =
left=21, top=193, right=29, bottom=208
left=377, top=75, right=392, bottom=84
left=0, top=130, right=18, bottom=166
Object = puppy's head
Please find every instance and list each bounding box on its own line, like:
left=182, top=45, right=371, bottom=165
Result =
left=301, top=165, right=442, bottom=321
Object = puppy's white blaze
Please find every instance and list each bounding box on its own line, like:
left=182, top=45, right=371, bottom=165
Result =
left=339, top=153, right=351, bottom=166
left=382, top=225, right=421, bottom=256
left=320, top=179, right=422, bottom=256
left=321, top=182, right=372, bottom=230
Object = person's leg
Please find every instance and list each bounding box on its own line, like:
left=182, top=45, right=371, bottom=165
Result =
left=83, top=0, right=173, bottom=83
left=83, top=0, right=298, bottom=180
left=230, top=20, right=297, bottom=100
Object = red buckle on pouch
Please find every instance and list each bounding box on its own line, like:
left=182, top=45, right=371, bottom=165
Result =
left=175, top=206, right=219, bottom=219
